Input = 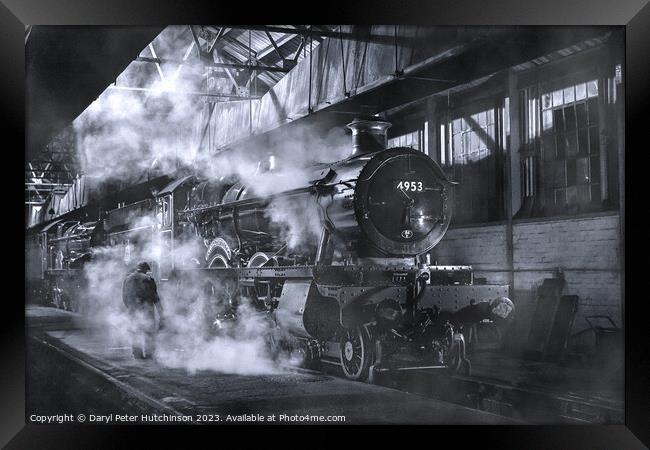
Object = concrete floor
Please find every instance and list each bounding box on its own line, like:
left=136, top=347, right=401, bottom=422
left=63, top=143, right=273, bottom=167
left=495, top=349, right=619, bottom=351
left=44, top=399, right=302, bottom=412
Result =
left=26, top=305, right=516, bottom=424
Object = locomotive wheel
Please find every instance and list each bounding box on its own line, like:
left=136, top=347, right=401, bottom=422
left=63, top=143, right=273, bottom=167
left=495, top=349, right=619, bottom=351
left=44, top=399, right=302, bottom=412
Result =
left=206, top=238, right=231, bottom=268
left=339, top=326, right=374, bottom=381
left=207, top=254, right=229, bottom=268
left=247, top=252, right=271, bottom=268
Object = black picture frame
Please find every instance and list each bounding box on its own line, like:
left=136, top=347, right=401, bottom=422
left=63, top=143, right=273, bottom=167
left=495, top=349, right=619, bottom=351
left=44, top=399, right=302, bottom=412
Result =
left=3, top=0, right=648, bottom=447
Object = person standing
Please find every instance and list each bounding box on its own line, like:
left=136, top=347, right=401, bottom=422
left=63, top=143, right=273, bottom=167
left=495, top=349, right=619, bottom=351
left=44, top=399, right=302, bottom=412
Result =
left=122, top=261, right=164, bottom=359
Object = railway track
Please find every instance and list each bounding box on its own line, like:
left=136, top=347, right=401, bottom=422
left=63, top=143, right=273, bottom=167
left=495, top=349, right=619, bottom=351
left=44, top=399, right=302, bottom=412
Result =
left=26, top=309, right=514, bottom=425
left=315, top=355, right=623, bottom=424
left=26, top=306, right=621, bottom=424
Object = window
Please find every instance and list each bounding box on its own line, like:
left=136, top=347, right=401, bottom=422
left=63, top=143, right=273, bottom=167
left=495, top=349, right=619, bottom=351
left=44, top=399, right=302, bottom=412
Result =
left=537, top=80, right=602, bottom=216
left=442, top=107, right=503, bottom=225
left=388, top=124, right=428, bottom=154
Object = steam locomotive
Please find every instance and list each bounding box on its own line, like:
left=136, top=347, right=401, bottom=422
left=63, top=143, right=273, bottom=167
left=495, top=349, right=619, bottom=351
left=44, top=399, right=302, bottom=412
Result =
left=26, top=118, right=514, bottom=381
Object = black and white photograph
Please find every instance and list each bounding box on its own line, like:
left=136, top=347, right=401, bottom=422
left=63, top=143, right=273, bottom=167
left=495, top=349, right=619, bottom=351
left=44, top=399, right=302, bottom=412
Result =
left=21, top=23, right=627, bottom=427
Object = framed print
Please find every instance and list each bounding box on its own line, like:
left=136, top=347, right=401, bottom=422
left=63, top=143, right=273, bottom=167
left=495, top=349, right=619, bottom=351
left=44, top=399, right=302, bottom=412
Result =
left=2, top=0, right=648, bottom=447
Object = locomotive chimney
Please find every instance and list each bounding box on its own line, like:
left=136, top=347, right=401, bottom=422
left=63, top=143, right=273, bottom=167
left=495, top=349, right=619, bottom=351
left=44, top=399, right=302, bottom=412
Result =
left=346, top=118, right=392, bottom=156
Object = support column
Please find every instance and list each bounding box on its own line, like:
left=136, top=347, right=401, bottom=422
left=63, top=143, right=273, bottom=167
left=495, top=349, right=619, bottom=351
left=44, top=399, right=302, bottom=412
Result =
left=426, top=98, right=438, bottom=160
left=505, top=69, right=522, bottom=290
left=507, top=68, right=522, bottom=216
left=615, top=39, right=625, bottom=330
left=597, top=66, right=610, bottom=203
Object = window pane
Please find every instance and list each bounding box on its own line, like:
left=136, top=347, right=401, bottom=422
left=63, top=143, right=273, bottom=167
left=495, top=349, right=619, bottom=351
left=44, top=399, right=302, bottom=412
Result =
left=576, top=102, right=588, bottom=127
left=566, top=159, right=576, bottom=186
left=453, top=133, right=462, bottom=153
left=486, top=124, right=495, bottom=143
left=590, top=155, right=601, bottom=183
left=564, top=106, right=577, bottom=130
left=566, top=131, right=577, bottom=158
left=553, top=109, right=565, bottom=131
left=587, top=79, right=598, bottom=98
left=576, top=157, right=589, bottom=185
left=542, top=93, right=552, bottom=110
left=577, top=128, right=588, bottom=155
left=476, top=111, right=486, bottom=127
left=470, top=132, right=479, bottom=153
left=556, top=133, right=566, bottom=158
left=587, top=98, right=599, bottom=125
left=542, top=134, right=555, bottom=161
left=576, top=83, right=587, bottom=100
left=553, top=89, right=563, bottom=107
left=542, top=110, right=553, bottom=131
left=564, top=86, right=575, bottom=103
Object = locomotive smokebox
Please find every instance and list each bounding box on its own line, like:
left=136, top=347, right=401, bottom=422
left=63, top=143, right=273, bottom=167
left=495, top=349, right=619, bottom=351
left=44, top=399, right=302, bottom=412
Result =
left=346, top=118, right=392, bottom=156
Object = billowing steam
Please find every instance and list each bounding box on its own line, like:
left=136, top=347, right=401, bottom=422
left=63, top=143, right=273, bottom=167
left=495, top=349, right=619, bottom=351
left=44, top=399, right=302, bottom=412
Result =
left=73, top=26, right=351, bottom=190
left=193, top=123, right=350, bottom=196
left=69, top=26, right=355, bottom=374
left=154, top=301, right=283, bottom=375
left=73, top=26, right=350, bottom=250
left=74, top=26, right=206, bottom=183
left=81, top=224, right=297, bottom=375
left=265, top=196, right=325, bottom=251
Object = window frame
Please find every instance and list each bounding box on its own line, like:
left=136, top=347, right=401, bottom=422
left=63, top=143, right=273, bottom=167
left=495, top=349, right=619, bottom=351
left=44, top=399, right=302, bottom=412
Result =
left=519, top=67, right=618, bottom=219
left=438, top=94, right=507, bottom=226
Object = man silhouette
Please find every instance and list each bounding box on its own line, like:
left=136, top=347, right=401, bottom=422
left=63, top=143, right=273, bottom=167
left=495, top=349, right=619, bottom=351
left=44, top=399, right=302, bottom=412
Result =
left=122, top=261, right=164, bottom=359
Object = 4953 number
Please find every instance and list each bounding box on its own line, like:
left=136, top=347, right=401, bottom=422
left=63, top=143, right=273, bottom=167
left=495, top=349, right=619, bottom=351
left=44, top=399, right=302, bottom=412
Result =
left=396, top=181, right=423, bottom=192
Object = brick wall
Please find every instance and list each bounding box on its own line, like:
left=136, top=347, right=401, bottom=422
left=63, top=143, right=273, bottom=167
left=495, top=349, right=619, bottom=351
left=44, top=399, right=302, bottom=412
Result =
left=431, top=223, right=510, bottom=285
left=432, top=213, right=622, bottom=334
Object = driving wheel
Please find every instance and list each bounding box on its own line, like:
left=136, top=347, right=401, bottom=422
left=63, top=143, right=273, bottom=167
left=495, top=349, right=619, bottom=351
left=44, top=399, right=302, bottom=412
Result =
left=340, top=326, right=373, bottom=381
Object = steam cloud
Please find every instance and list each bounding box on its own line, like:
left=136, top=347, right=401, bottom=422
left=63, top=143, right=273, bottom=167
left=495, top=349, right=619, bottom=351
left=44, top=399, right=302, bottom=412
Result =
left=67, top=26, right=354, bottom=374
left=72, top=26, right=350, bottom=250
left=81, top=224, right=299, bottom=375
left=73, top=26, right=350, bottom=190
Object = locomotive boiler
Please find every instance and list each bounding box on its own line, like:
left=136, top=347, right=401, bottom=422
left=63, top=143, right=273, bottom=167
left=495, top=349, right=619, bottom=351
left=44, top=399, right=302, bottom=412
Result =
left=185, top=119, right=453, bottom=267
left=179, top=118, right=515, bottom=381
